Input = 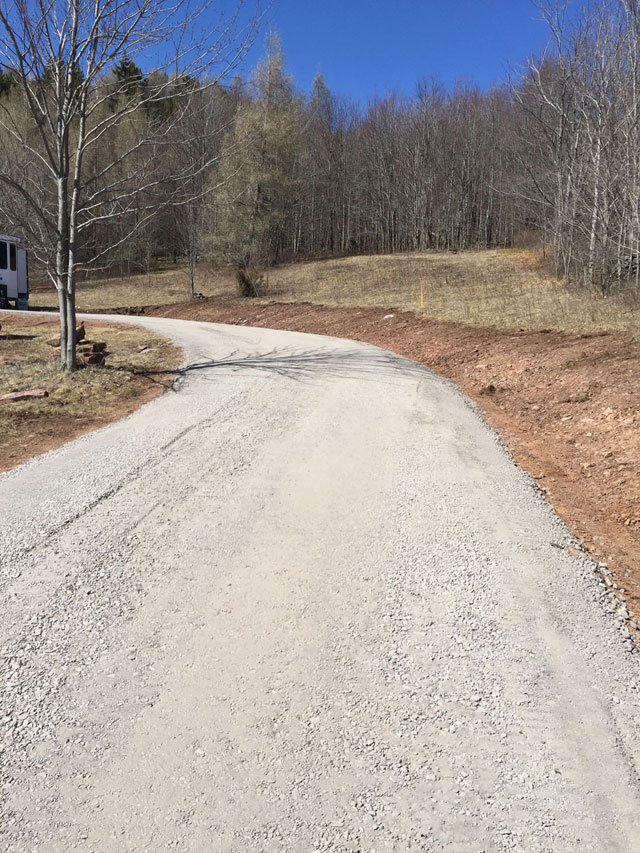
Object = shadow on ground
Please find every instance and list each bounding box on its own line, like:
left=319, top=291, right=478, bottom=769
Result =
left=136, top=346, right=432, bottom=387
left=0, top=333, right=37, bottom=341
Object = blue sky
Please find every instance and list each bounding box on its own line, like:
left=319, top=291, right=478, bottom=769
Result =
left=234, top=0, right=571, bottom=102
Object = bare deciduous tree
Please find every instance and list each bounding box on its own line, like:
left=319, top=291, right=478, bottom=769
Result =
left=0, top=0, right=263, bottom=368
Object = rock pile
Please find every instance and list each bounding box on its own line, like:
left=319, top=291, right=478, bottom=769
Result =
left=47, top=323, right=109, bottom=367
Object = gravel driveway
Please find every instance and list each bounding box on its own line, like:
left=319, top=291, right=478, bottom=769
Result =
left=1, top=315, right=639, bottom=852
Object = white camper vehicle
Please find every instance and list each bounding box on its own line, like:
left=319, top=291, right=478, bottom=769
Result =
left=0, top=234, right=29, bottom=310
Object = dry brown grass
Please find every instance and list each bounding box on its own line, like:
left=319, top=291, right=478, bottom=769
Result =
left=29, top=260, right=241, bottom=312
left=0, top=316, right=180, bottom=471
left=28, top=249, right=640, bottom=336
left=263, top=250, right=640, bottom=336
left=28, top=267, right=217, bottom=312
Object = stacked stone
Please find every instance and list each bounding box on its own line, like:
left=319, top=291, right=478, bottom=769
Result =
left=47, top=323, right=109, bottom=366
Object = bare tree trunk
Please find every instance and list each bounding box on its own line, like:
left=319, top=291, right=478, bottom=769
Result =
left=588, top=137, right=602, bottom=285
left=189, top=247, right=196, bottom=297
left=64, top=289, right=76, bottom=368
left=56, top=174, right=70, bottom=369
left=57, top=285, right=67, bottom=368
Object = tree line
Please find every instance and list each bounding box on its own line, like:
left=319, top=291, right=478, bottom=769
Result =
left=212, top=0, right=640, bottom=297
left=1, top=0, right=639, bottom=366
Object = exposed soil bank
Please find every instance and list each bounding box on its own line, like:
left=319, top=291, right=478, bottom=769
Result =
left=146, top=298, right=640, bottom=620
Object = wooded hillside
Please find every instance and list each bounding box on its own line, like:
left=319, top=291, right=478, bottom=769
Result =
left=2, top=0, right=640, bottom=298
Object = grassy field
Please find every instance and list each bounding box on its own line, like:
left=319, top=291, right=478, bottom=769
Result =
left=0, top=316, right=180, bottom=472
left=29, top=249, right=640, bottom=336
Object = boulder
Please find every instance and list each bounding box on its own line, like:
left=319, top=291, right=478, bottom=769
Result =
left=77, top=351, right=107, bottom=367
left=76, top=341, right=107, bottom=355
left=46, top=323, right=86, bottom=348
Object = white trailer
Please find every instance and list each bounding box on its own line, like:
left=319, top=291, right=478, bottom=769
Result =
left=0, top=234, right=29, bottom=310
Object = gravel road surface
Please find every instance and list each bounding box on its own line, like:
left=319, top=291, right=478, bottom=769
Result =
left=1, top=315, right=639, bottom=852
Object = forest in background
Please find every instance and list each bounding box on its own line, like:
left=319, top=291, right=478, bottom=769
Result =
left=2, top=0, right=640, bottom=299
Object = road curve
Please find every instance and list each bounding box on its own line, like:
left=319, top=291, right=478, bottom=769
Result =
left=1, top=314, right=639, bottom=852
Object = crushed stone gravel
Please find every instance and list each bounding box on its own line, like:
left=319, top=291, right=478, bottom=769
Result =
left=1, top=314, right=639, bottom=852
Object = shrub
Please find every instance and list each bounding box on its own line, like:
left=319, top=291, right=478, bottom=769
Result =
left=236, top=266, right=265, bottom=298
